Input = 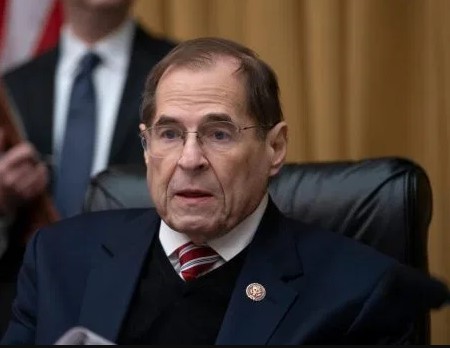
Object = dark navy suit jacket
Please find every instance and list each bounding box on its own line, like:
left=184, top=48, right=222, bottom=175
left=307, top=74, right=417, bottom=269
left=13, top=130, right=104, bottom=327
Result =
left=1, top=201, right=448, bottom=344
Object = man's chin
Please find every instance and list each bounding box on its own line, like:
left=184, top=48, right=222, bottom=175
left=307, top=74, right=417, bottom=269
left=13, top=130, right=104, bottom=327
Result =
left=168, top=215, right=222, bottom=240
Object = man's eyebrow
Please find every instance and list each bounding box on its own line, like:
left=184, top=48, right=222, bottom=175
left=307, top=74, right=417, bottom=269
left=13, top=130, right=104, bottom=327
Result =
left=153, top=116, right=181, bottom=126
left=203, top=113, right=232, bottom=122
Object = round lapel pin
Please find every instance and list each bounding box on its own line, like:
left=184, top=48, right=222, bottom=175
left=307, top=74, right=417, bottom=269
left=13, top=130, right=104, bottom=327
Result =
left=246, top=283, right=266, bottom=301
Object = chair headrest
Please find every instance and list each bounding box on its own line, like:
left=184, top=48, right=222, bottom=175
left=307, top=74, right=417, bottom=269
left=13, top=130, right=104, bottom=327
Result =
left=268, top=157, right=431, bottom=269
left=84, top=157, right=431, bottom=270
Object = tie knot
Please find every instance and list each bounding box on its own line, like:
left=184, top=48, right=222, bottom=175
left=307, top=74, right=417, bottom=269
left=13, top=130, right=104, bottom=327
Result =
left=176, top=242, right=220, bottom=281
left=78, top=52, right=101, bottom=74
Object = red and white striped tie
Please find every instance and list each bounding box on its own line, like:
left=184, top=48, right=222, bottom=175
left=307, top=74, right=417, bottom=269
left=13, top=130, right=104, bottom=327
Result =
left=176, top=242, right=221, bottom=281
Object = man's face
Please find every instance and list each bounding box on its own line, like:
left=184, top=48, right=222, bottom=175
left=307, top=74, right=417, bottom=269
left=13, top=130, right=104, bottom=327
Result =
left=142, top=58, right=286, bottom=244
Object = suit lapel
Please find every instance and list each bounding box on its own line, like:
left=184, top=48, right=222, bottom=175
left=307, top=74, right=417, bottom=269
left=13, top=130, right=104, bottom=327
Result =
left=78, top=211, right=160, bottom=342
left=108, top=31, right=142, bottom=164
left=33, top=57, right=56, bottom=159
left=20, top=49, right=58, bottom=163
left=216, top=201, right=304, bottom=344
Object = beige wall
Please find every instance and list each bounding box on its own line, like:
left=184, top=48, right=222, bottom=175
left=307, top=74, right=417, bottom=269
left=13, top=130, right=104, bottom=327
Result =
left=133, top=0, right=450, bottom=343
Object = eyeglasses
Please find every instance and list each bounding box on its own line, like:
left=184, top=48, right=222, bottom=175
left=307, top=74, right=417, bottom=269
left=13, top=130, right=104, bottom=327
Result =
left=139, top=120, right=264, bottom=158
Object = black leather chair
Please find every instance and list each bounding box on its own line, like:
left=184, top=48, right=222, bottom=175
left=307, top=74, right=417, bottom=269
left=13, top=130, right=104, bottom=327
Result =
left=83, top=157, right=433, bottom=344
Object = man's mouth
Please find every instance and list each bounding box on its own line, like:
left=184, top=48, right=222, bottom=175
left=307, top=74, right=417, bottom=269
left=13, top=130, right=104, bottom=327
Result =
left=176, top=190, right=213, bottom=197
left=174, top=190, right=214, bottom=203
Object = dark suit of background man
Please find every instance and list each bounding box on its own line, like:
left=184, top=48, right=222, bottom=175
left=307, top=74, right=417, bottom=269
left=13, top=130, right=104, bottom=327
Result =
left=0, top=0, right=175, bottom=338
left=2, top=37, right=450, bottom=345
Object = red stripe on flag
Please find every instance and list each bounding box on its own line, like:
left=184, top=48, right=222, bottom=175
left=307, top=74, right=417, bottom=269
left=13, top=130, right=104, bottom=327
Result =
left=33, top=0, right=63, bottom=56
left=0, top=0, right=10, bottom=58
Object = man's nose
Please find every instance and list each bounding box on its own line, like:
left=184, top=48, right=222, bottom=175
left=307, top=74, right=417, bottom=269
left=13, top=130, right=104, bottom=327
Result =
left=177, top=133, right=209, bottom=170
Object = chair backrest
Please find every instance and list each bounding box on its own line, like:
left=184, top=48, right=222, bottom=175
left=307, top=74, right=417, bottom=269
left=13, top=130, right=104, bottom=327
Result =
left=83, top=157, right=433, bottom=344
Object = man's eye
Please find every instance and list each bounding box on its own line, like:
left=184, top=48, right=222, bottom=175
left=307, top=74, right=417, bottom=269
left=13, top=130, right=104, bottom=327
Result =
left=208, top=129, right=232, bottom=141
left=158, top=128, right=180, bottom=140
left=214, top=130, right=230, bottom=140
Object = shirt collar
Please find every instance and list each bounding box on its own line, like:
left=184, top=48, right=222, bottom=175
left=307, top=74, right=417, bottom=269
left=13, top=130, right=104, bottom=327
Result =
left=59, top=19, right=135, bottom=76
left=159, top=194, right=269, bottom=261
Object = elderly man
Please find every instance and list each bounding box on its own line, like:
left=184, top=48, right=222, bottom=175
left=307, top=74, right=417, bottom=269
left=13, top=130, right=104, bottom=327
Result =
left=1, top=37, right=449, bottom=345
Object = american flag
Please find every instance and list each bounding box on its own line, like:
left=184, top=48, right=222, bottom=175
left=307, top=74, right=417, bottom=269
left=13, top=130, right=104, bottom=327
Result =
left=0, top=0, right=62, bottom=72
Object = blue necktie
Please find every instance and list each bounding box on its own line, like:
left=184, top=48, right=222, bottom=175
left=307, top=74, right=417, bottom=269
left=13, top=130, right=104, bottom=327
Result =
left=54, top=52, right=101, bottom=218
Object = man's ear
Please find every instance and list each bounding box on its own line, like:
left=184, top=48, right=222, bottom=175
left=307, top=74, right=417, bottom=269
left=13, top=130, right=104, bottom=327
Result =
left=267, top=121, right=288, bottom=176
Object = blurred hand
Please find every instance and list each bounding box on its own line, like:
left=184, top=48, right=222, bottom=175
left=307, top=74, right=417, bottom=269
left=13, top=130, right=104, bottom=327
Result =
left=0, top=129, right=49, bottom=215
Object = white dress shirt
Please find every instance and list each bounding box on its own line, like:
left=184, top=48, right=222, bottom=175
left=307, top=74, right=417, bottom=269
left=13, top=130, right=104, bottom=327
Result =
left=159, top=194, right=269, bottom=278
left=53, top=19, right=135, bottom=175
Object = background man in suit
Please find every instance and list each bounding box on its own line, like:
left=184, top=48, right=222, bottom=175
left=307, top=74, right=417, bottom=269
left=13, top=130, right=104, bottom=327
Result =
left=0, top=0, right=174, bottom=337
left=1, top=37, right=449, bottom=345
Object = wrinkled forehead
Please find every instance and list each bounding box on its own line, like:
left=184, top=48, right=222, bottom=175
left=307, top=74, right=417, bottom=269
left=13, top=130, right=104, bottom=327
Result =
left=158, top=55, right=244, bottom=87
left=153, top=57, right=249, bottom=124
